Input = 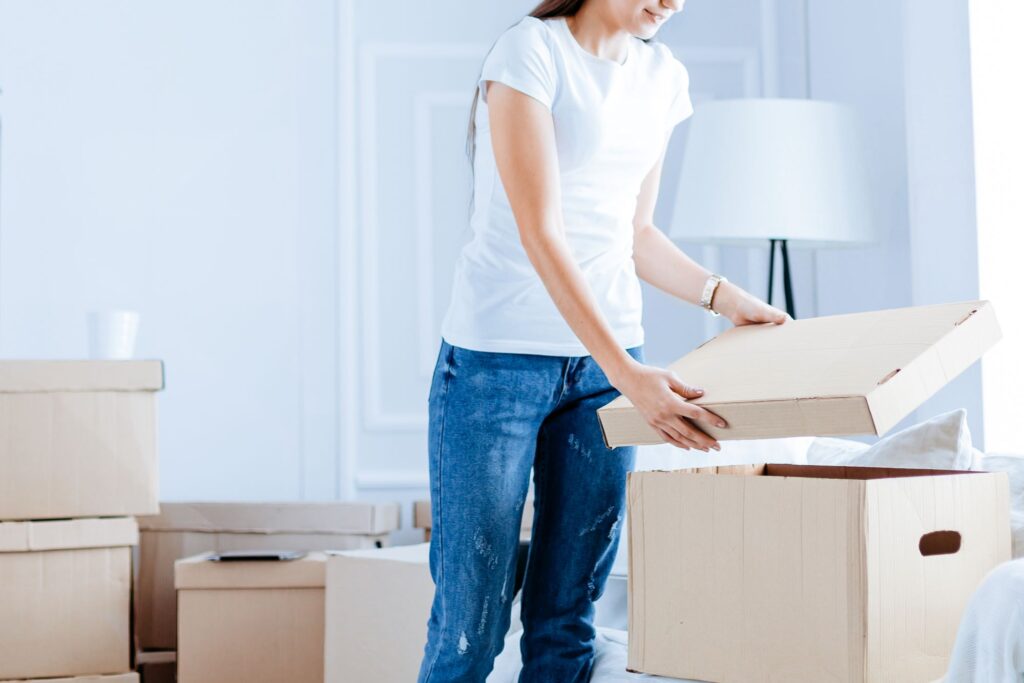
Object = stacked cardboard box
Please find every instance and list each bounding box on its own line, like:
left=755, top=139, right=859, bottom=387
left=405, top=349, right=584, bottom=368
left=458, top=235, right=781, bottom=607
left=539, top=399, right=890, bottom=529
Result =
left=150, top=501, right=399, bottom=682
left=0, top=360, right=163, bottom=683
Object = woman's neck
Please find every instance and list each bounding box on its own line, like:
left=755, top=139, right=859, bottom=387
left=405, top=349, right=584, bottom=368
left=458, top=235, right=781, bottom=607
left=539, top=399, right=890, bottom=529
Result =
left=565, top=6, right=631, bottom=64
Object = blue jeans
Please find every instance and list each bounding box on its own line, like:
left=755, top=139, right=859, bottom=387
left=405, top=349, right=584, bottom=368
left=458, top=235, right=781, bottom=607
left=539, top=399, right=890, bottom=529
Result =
left=417, top=339, right=642, bottom=682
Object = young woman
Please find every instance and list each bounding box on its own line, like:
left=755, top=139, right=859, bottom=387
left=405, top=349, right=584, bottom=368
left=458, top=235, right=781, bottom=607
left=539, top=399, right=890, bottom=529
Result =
left=418, top=0, right=787, bottom=680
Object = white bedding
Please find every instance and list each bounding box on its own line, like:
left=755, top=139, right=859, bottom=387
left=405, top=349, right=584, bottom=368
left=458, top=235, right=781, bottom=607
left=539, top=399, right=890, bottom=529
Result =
left=487, top=628, right=686, bottom=682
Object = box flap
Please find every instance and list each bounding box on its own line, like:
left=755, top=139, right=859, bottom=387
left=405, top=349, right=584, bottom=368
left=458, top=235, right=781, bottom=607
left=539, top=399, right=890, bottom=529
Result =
left=0, top=360, right=164, bottom=392
left=138, top=501, right=400, bottom=535
left=0, top=517, right=138, bottom=552
left=174, top=551, right=326, bottom=589
left=599, top=300, right=998, bottom=445
left=866, top=301, right=1001, bottom=434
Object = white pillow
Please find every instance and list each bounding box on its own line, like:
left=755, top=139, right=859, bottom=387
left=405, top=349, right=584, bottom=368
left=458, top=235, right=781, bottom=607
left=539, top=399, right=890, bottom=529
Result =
left=636, top=436, right=813, bottom=472
left=806, top=409, right=975, bottom=471
left=972, top=454, right=1024, bottom=559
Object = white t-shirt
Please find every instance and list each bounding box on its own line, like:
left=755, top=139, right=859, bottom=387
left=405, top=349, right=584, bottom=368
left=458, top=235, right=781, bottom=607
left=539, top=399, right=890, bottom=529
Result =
left=440, top=15, right=694, bottom=356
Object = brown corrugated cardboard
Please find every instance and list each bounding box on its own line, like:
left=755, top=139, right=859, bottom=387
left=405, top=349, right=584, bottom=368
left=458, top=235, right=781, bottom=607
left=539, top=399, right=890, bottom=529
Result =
left=136, top=501, right=396, bottom=651
left=627, top=464, right=1011, bottom=682
left=0, top=360, right=163, bottom=520
left=1, top=675, right=139, bottom=683
left=135, top=651, right=175, bottom=683
left=175, top=552, right=325, bottom=683
left=414, top=498, right=533, bottom=541
left=324, top=544, right=435, bottom=683
left=598, top=300, right=1000, bottom=445
left=136, top=661, right=174, bottom=683
left=0, top=518, right=137, bottom=680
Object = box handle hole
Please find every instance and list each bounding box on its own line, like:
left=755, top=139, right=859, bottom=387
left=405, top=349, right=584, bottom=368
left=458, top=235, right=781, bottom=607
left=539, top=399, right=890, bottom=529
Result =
left=919, top=530, right=961, bottom=556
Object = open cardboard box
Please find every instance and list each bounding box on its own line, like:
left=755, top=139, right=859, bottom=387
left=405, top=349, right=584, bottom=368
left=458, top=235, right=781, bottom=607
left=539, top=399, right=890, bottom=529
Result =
left=627, top=463, right=1011, bottom=682
left=598, top=300, right=1000, bottom=445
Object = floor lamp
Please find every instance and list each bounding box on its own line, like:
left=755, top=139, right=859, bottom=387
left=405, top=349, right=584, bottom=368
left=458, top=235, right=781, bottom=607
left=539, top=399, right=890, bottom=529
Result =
left=668, top=98, right=875, bottom=318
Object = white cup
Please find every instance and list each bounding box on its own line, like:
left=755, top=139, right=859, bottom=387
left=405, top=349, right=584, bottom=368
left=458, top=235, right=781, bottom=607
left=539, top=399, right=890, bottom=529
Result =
left=88, top=310, right=140, bottom=360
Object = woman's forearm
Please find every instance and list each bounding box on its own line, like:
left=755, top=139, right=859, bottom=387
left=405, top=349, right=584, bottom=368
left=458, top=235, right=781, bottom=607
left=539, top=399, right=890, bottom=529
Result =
left=520, top=228, right=638, bottom=387
left=632, top=222, right=713, bottom=305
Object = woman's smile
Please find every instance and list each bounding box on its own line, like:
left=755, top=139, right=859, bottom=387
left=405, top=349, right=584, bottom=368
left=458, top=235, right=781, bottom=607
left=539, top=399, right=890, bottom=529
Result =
left=643, top=7, right=668, bottom=24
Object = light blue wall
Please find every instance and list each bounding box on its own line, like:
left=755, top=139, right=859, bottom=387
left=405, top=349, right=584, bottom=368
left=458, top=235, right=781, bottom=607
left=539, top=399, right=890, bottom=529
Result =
left=0, top=0, right=340, bottom=499
left=0, top=0, right=987, bottom=505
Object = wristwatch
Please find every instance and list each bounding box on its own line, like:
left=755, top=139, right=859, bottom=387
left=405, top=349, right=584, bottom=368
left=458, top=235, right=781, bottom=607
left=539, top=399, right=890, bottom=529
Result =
left=699, top=274, right=728, bottom=316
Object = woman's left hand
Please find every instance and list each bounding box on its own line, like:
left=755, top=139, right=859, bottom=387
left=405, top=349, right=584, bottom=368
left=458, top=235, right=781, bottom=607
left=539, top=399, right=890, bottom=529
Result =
left=712, top=282, right=790, bottom=327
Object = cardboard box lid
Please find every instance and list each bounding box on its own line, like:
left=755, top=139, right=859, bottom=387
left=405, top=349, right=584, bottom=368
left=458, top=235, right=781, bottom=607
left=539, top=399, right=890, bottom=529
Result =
left=1, top=675, right=139, bottom=683
left=598, top=300, right=1000, bottom=445
left=328, top=542, right=430, bottom=566
left=174, top=551, right=326, bottom=590
left=139, top=501, right=399, bottom=535
left=0, top=360, right=164, bottom=392
left=0, top=517, right=138, bottom=553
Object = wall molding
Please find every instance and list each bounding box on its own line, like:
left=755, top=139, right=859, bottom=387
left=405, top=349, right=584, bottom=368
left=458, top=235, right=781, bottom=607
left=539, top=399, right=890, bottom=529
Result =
left=414, top=91, right=473, bottom=379
left=358, top=42, right=488, bottom=433
left=335, top=0, right=358, bottom=500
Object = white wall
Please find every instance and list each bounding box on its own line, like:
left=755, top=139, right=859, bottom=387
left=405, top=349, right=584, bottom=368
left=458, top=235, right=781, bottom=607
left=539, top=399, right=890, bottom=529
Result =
left=0, top=0, right=340, bottom=500
left=0, top=0, right=989, bottom=516
left=968, top=0, right=1024, bottom=453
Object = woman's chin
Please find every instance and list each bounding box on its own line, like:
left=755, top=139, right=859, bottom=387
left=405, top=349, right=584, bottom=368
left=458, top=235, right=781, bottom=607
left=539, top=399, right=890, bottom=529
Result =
left=633, top=24, right=660, bottom=40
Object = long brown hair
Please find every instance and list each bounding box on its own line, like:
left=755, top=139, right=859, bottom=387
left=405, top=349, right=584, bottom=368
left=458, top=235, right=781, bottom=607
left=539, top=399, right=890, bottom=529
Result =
left=465, top=0, right=586, bottom=168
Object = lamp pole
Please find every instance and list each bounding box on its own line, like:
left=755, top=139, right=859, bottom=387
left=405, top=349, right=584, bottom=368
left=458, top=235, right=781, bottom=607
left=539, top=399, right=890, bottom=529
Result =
left=766, top=238, right=796, bottom=319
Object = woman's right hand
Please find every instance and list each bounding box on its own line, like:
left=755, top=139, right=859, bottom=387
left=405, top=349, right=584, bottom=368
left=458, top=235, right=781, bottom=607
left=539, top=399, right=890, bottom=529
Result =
left=611, top=359, right=727, bottom=451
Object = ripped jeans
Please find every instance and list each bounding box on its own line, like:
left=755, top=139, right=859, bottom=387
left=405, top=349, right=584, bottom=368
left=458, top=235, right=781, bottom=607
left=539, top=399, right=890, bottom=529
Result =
left=417, top=339, right=641, bottom=683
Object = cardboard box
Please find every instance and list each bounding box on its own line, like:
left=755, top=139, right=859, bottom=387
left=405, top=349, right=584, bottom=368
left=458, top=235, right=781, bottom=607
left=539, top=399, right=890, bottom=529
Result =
left=598, top=300, right=1000, bottom=445
left=136, top=501, right=397, bottom=650
left=324, top=544, right=436, bottom=683
left=627, top=464, right=1011, bottom=682
left=135, top=651, right=175, bottom=683
left=0, top=360, right=163, bottom=520
left=0, top=518, right=137, bottom=680
left=176, top=551, right=326, bottom=683
left=1, top=675, right=139, bottom=683
left=414, top=498, right=533, bottom=541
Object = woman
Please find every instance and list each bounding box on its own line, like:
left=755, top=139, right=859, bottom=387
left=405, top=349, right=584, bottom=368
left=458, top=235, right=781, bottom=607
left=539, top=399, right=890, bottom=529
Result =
left=418, top=1, right=787, bottom=680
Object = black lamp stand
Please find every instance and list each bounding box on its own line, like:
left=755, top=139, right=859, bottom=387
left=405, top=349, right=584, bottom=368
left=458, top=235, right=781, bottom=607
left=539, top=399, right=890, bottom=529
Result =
left=766, top=238, right=796, bottom=319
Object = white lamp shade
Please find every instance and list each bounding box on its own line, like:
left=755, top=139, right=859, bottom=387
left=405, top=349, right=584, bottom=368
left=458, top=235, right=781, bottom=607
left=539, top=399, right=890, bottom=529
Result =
left=668, top=98, right=876, bottom=248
